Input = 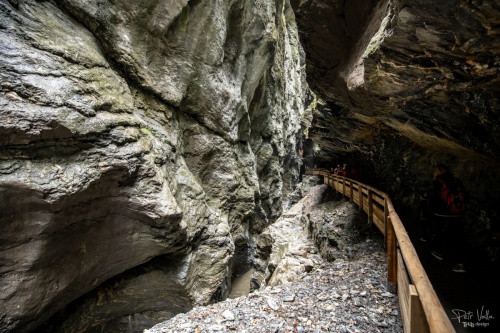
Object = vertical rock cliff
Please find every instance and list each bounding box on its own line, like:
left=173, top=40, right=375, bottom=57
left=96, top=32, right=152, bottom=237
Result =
left=0, top=0, right=306, bottom=331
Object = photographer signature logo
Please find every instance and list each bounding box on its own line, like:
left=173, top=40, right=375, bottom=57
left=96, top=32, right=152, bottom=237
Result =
left=451, top=306, right=495, bottom=328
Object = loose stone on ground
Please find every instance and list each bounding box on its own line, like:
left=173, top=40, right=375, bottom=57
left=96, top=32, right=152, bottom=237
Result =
left=146, top=255, right=402, bottom=333
left=147, top=181, right=403, bottom=333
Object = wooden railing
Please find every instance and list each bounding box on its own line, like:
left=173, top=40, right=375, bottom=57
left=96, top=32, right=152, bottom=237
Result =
left=305, top=169, right=455, bottom=333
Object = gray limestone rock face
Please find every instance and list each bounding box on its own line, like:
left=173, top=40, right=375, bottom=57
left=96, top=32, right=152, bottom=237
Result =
left=0, top=0, right=306, bottom=332
left=252, top=184, right=327, bottom=289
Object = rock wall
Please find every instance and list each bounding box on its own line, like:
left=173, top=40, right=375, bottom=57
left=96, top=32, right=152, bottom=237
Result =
left=291, top=0, right=500, bottom=259
left=0, top=0, right=306, bottom=332
left=293, top=0, right=500, bottom=162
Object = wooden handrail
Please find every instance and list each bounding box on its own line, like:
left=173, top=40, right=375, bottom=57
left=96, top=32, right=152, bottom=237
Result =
left=305, top=169, right=455, bottom=333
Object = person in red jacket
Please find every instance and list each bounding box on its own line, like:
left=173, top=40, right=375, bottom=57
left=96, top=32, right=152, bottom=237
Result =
left=350, top=166, right=360, bottom=180
left=341, top=164, right=351, bottom=177
left=430, top=164, right=467, bottom=273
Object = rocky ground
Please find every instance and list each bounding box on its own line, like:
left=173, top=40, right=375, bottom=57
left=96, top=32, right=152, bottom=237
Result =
left=146, top=181, right=403, bottom=333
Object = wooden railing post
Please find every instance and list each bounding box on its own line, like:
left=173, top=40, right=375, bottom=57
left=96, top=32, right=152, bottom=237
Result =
left=410, top=285, right=430, bottom=333
left=387, top=215, right=397, bottom=293
left=359, top=185, right=364, bottom=212
left=342, top=177, right=346, bottom=196
left=349, top=180, right=353, bottom=201
left=367, top=189, right=373, bottom=224
left=384, top=200, right=389, bottom=245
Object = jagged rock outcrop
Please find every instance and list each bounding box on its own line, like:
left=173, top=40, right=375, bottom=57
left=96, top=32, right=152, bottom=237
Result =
left=252, top=180, right=324, bottom=289
left=293, top=0, right=500, bottom=161
left=291, top=0, right=500, bottom=258
left=0, top=0, right=306, bottom=332
left=252, top=180, right=377, bottom=289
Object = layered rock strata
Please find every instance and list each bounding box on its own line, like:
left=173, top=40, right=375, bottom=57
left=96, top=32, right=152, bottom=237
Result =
left=293, top=0, right=500, bottom=162
left=291, top=0, right=500, bottom=257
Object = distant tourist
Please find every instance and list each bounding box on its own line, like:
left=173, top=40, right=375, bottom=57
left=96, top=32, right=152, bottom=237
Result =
left=430, top=164, right=467, bottom=273
left=341, top=164, right=351, bottom=178
left=350, top=166, right=360, bottom=180
left=418, top=191, right=433, bottom=242
left=333, top=164, right=341, bottom=175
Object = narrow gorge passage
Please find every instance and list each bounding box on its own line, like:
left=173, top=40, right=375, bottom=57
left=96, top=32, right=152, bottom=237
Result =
left=1, top=0, right=500, bottom=332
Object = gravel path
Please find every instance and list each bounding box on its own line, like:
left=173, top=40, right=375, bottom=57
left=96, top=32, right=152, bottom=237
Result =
left=146, top=183, right=404, bottom=333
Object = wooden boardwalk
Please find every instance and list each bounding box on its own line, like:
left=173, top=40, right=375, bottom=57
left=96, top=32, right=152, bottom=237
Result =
left=305, top=169, right=455, bottom=333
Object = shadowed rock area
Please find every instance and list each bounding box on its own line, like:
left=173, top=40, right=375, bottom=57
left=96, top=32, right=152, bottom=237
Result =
left=293, top=0, right=500, bottom=161
left=291, top=0, right=500, bottom=263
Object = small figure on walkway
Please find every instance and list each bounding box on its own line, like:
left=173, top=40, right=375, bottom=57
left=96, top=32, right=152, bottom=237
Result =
left=430, top=164, right=467, bottom=273
left=341, top=164, right=351, bottom=178
left=350, top=165, right=360, bottom=180
left=333, top=164, right=341, bottom=175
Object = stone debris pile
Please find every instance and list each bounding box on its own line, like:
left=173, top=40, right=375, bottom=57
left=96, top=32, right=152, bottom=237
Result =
left=146, top=246, right=402, bottom=333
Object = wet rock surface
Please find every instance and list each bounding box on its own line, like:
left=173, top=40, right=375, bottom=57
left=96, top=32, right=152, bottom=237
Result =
left=0, top=1, right=306, bottom=331
left=147, top=183, right=403, bottom=333
left=2, top=0, right=499, bottom=331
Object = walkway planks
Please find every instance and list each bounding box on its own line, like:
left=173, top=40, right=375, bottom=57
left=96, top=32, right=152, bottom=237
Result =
left=305, top=169, right=455, bottom=333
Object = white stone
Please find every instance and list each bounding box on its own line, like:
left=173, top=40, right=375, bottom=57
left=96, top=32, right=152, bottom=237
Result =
left=221, top=309, right=235, bottom=321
